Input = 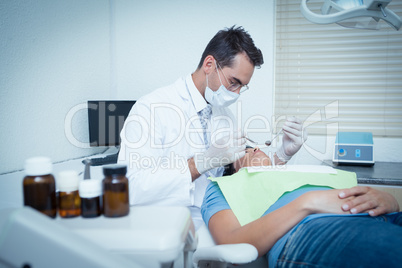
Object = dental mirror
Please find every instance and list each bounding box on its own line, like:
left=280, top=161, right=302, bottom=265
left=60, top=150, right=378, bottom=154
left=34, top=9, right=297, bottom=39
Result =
left=265, top=129, right=283, bottom=147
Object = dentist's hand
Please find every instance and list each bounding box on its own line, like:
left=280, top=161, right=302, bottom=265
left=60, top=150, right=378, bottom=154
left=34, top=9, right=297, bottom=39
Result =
left=194, top=131, right=246, bottom=175
left=276, top=117, right=307, bottom=162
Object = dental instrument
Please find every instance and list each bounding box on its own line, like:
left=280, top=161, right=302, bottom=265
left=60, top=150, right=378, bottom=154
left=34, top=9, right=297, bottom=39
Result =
left=245, top=136, right=258, bottom=146
left=245, top=129, right=284, bottom=148
left=265, top=129, right=283, bottom=147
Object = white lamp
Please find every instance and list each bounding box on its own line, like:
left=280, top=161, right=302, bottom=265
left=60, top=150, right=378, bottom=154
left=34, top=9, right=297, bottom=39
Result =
left=301, top=0, right=402, bottom=30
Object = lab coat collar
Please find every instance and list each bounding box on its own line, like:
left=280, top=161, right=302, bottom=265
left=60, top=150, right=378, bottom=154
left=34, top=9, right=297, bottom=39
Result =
left=185, top=73, right=208, bottom=113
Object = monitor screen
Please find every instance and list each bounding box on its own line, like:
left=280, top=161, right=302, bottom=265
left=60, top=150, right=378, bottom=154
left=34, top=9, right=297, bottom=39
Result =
left=87, top=100, right=136, bottom=147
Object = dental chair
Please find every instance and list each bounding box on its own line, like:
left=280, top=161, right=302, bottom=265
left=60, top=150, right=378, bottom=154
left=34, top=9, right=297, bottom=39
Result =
left=192, top=223, right=267, bottom=268
left=192, top=164, right=268, bottom=268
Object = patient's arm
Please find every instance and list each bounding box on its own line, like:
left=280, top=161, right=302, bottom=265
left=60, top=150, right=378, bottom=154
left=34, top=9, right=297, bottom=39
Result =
left=338, top=186, right=400, bottom=216
left=208, top=189, right=351, bottom=257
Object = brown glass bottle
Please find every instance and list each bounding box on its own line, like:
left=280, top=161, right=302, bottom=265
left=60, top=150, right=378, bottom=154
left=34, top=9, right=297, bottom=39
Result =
left=23, top=157, right=57, bottom=218
left=79, top=179, right=102, bottom=218
left=103, top=165, right=129, bottom=217
left=58, top=170, right=81, bottom=218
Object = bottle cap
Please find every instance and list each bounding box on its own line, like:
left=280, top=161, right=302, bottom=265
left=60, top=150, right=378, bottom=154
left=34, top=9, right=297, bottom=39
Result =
left=79, top=179, right=102, bottom=198
left=103, top=164, right=127, bottom=176
left=58, top=170, right=79, bottom=192
left=24, top=157, right=53, bottom=176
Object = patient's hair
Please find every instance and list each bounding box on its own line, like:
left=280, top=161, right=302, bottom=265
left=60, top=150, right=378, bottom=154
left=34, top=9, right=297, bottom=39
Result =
left=197, top=26, right=264, bottom=69
left=223, top=163, right=236, bottom=176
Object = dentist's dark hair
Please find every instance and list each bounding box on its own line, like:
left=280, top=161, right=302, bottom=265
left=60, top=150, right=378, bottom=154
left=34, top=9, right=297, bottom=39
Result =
left=197, top=25, right=264, bottom=69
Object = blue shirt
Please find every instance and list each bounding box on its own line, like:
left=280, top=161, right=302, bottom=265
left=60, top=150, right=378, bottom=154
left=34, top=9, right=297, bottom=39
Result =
left=201, top=181, right=369, bottom=267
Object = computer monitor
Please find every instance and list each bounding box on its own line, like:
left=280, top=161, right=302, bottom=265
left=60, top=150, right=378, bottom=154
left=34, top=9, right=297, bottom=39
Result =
left=87, top=100, right=136, bottom=147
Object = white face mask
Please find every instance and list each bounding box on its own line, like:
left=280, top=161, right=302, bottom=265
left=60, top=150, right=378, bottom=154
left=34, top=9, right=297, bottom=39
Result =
left=204, top=65, right=239, bottom=107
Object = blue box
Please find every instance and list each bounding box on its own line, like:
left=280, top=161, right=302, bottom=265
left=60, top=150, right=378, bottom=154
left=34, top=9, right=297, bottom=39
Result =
left=333, top=132, right=374, bottom=166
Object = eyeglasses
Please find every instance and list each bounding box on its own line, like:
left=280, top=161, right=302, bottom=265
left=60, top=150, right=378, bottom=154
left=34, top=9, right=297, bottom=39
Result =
left=216, top=61, right=249, bottom=94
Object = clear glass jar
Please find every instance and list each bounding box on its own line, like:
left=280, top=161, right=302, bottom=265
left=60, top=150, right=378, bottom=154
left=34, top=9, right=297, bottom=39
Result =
left=58, top=170, right=81, bottom=218
left=23, top=157, right=57, bottom=218
left=103, top=165, right=129, bottom=217
left=79, top=179, right=102, bottom=218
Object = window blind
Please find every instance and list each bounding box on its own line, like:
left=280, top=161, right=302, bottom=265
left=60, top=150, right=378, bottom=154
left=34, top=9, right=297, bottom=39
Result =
left=275, top=0, right=402, bottom=137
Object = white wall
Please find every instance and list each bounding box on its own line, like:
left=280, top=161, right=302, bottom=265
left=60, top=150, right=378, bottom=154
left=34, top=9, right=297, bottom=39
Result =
left=0, top=0, right=274, bottom=174
left=0, top=0, right=111, bottom=173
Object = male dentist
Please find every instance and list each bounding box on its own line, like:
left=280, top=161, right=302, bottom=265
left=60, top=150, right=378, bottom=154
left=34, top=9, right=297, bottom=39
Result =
left=118, top=26, right=304, bottom=228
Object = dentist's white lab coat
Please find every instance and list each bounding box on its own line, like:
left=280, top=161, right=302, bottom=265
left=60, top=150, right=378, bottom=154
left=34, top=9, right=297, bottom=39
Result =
left=118, top=74, right=237, bottom=227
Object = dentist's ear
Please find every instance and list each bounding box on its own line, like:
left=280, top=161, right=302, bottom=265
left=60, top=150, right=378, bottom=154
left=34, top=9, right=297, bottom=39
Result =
left=203, top=55, right=216, bottom=74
